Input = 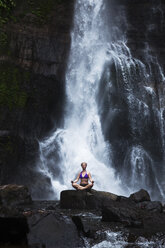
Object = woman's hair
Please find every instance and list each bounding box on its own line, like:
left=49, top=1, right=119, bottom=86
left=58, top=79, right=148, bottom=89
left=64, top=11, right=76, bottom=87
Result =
left=81, top=162, right=87, bottom=166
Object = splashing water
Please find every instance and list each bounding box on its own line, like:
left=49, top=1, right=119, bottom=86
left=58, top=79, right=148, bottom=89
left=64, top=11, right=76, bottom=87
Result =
left=37, top=0, right=124, bottom=199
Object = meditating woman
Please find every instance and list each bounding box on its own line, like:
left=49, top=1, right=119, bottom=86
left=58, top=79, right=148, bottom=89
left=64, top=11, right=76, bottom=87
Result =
left=71, top=162, right=94, bottom=190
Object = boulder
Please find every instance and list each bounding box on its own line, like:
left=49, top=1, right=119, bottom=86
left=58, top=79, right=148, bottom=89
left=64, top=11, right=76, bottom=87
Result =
left=102, top=206, right=143, bottom=227
left=0, top=184, right=32, bottom=207
left=129, top=189, right=151, bottom=203
left=137, top=201, right=163, bottom=213
left=27, top=212, right=83, bottom=248
left=60, top=189, right=119, bottom=209
left=0, top=184, right=32, bottom=217
left=0, top=217, right=29, bottom=245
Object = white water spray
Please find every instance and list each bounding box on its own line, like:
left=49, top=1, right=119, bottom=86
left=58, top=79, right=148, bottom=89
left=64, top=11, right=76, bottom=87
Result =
left=38, top=0, right=124, bottom=199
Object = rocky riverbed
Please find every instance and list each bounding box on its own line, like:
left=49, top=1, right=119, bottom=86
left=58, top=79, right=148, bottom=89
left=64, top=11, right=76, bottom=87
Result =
left=0, top=184, right=165, bottom=248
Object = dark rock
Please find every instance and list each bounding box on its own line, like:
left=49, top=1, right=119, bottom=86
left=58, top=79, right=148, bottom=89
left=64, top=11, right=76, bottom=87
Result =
left=72, top=215, right=94, bottom=238
left=60, top=190, right=87, bottom=209
left=142, top=212, right=165, bottom=234
left=0, top=217, right=29, bottom=245
left=129, top=189, right=151, bottom=203
left=0, top=0, right=75, bottom=198
left=72, top=216, right=86, bottom=233
left=0, top=184, right=32, bottom=208
left=137, top=201, right=163, bottom=213
left=0, top=184, right=33, bottom=217
left=0, top=131, right=42, bottom=199
left=27, top=212, right=83, bottom=248
left=102, top=205, right=143, bottom=228
left=45, top=205, right=56, bottom=210
left=60, top=189, right=119, bottom=209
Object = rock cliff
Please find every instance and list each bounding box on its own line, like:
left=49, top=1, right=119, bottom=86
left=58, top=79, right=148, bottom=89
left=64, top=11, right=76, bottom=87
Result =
left=0, top=0, right=75, bottom=196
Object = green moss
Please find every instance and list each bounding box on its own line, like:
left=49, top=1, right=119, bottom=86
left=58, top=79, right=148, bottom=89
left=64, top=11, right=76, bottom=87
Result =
left=0, top=0, right=64, bottom=57
left=0, top=30, right=11, bottom=57
left=0, top=63, right=29, bottom=109
left=26, top=0, right=62, bottom=25
left=0, top=0, right=63, bottom=27
left=0, top=30, right=7, bottom=46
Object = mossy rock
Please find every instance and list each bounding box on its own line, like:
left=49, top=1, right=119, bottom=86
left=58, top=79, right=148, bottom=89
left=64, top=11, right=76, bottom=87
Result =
left=0, top=63, right=30, bottom=109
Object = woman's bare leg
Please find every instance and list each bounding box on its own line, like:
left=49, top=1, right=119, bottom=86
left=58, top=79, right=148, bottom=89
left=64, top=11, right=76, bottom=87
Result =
left=72, top=182, right=94, bottom=191
left=83, top=183, right=94, bottom=190
left=72, top=183, right=85, bottom=190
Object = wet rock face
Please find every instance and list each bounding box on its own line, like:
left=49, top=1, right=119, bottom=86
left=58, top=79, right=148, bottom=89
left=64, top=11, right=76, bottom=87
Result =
left=125, top=0, right=165, bottom=67
left=0, top=185, right=165, bottom=247
left=0, top=184, right=30, bottom=246
left=129, top=189, right=151, bottom=203
left=0, top=217, right=29, bottom=246
left=60, top=188, right=165, bottom=236
left=0, top=1, right=75, bottom=138
left=0, top=184, right=32, bottom=205
left=102, top=205, right=143, bottom=228
left=98, top=0, right=165, bottom=200
left=0, top=184, right=32, bottom=217
left=0, top=1, right=75, bottom=193
left=60, top=189, right=118, bottom=209
left=27, top=212, right=82, bottom=248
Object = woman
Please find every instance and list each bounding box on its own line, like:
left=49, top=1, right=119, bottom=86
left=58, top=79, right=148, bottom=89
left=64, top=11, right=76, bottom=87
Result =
left=71, top=162, right=94, bottom=190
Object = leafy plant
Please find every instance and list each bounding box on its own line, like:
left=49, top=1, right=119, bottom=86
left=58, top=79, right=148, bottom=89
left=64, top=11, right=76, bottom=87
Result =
left=0, top=31, right=7, bottom=46
left=0, top=0, right=16, bottom=10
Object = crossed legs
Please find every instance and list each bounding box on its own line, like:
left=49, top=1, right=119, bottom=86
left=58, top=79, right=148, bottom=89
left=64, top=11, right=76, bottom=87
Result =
left=72, top=182, right=94, bottom=191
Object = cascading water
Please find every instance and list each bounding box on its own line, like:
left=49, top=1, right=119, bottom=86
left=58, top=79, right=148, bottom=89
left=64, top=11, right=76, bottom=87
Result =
left=36, top=0, right=165, bottom=201
left=37, top=0, right=124, bottom=199
left=97, top=2, right=165, bottom=200
left=104, top=40, right=165, bottom=198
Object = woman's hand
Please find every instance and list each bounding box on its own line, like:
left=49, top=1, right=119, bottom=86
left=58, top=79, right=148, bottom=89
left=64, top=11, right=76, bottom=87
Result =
left=92, top=180, right=94, bottom=184
left=71, top=180, right=74, bottom=184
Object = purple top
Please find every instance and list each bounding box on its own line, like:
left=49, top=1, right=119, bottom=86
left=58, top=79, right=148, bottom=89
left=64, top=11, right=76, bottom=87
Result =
left=80, top=171, right=89, bottom=179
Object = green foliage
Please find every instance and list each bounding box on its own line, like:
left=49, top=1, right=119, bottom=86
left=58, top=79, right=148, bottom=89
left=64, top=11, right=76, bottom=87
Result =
left=0, top=0, right=16, bottom=10
left=0, top=0, right=15, bottom=24
left=26, top=0, right=64, bottom=25
left=0, top=0, right=16, bottom=24
left=0, top=30, right=7, bottom=46
left=0, top=29, right=11, bottom=56
left=0, top=0, right=63, bottom=27
left=0, top=64, right=29, bottom=109
left=27, top=0, right=58, bottom=25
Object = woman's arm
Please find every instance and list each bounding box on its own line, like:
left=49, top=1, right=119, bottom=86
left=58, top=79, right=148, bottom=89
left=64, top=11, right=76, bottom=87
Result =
left=71, top=172, right=80, bottom=183
left=88, top=172, right=94, bottom=183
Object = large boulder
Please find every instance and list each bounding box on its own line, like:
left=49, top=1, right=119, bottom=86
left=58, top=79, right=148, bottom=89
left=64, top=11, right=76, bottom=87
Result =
left=60, top=189, right=119, bottom=209
left=129, top=189, right=151, bottom=203
left=0, top=184, right=32, bottom=217
left=0, top=184, right=32, bottom=206
left=102, top=205, right=143, bottom=227
left=0, top=217, right=29, bottom=246
left=137, top=201, right=163, bottom=213
left=27, top=212, right=83, bottom=248
left=0, top=184, right=31, bottom=245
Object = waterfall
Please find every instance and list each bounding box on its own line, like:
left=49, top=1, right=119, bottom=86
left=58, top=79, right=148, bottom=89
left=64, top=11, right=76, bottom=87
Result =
left=97, top=2, right=165, bottom=200
left=36, top=0, right=165, bottom=201
left=37, top=0, right=124, bottom=199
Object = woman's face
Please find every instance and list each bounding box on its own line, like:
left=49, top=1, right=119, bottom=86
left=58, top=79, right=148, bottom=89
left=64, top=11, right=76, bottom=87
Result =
left=81, top=163, right=87, bottom=170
